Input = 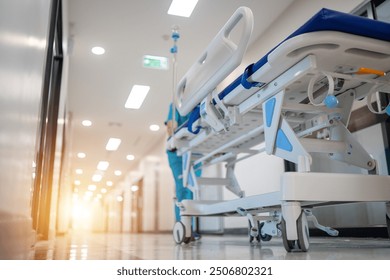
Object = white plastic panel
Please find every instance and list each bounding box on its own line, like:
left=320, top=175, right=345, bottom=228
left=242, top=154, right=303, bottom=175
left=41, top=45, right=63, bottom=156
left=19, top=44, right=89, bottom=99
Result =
left=175, top=6, right=254, bottom=115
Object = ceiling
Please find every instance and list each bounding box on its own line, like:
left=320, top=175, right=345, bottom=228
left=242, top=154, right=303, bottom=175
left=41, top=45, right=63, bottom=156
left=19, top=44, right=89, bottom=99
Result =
left=66, top=0, right=295, bottom=193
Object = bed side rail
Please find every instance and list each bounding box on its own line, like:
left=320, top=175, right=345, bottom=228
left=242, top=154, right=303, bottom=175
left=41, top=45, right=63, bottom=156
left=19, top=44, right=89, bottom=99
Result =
left=175, top=6, right=253, bottom=116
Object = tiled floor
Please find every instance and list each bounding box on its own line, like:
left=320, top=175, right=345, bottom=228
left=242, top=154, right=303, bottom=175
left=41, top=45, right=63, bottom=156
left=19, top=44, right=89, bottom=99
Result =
left=32, top=231, right=390, bottom=260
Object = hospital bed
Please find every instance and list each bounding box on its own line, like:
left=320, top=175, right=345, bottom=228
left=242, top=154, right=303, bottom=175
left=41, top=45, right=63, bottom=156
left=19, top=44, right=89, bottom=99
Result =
left=168, top=7, right=390, bottom=252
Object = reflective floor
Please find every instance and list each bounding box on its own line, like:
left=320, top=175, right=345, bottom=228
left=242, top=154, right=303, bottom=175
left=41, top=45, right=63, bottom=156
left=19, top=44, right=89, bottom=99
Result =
left=32, top=231, right=390, bottom=260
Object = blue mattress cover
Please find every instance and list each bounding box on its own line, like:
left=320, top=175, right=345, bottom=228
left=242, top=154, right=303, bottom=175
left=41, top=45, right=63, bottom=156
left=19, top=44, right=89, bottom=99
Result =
left=219, top=8, right=390, bottom=101
left=179, top=8, right=390, bottom=135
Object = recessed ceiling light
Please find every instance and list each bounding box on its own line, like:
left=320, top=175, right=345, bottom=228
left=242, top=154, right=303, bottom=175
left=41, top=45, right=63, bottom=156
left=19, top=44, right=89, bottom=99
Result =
left=82, top=120, right=92, bottom=127
left=85, top=191, right=93, bottom=197
left=168, top=0, right=198, bottom=17
left=97, top=161, right=109, bottom=171
left=91, top=46, right=105, bottom=55
left=77, top=152, right=86, bottom=159
left=125, top=85, right=150, bottom=109
left=114, top=170, right=122, bottom=176
left=106, top=181, right=113, bottom=187
left=131, top=185, right=139, bottom=192
left=126, top=154, right=135, bottom=161
left=149, top=124, right=160, bottom=131
left=101, top=188, right=107, bottom=194
left=92, top=174, right=103, bottom=182
left=88, top=184, right=97, bottom=191
left=74, top=180, right=81, bottom=185
left=75, top=169, right=83, bottom=174
left=105, top=138, right=121, bottom=151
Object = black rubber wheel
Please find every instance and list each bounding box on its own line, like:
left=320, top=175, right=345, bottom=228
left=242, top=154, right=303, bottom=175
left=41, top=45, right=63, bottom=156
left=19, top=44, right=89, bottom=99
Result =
left=296, top=211, right=310, bottom=252
left=183, top=237, right=191, bottom=244
left=173, top=221, right=186, bottom=244
left=386, top=214, right=390, bottom=239
left=281, top=218, right=296, bottom=252
left=259, top=222, right=272, bottom=241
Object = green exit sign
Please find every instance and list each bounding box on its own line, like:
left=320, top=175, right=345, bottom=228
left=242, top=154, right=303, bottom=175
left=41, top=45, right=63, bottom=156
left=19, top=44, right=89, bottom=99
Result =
left=143, top=55, right=169, bottom=70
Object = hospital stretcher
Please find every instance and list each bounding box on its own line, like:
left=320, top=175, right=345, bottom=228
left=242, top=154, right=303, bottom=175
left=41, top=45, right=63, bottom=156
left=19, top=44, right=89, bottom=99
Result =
left=167, top=7, right=390, bottom=252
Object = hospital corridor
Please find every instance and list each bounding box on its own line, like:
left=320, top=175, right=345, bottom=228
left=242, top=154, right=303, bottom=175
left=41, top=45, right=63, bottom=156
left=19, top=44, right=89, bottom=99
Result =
left=2, top=0, right=390, bottom=267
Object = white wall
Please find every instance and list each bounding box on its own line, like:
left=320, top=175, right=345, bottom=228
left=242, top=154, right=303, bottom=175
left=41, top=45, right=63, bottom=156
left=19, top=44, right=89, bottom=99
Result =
left=109, top=134, right=176, bottom=233
left=157, top=156, right=176, bottom=231
left=223, top=150, right=284, bottom=229
left=140, top=157, right=159, bottom=232
left=106, top=194, right=123, bottom=232
left=245, top=0, right=366, bottom=64
left=138, top=137, right=176, bottom=232
left=0, top=0, right=51, bottom=259
left=121, top=188, right=132, bottom=232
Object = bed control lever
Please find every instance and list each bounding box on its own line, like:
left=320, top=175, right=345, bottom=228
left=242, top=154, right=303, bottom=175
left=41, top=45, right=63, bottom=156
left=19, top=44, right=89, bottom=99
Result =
left=342, top=67, right=385, bottom=77
left=304, top=210, right=339, bottom=237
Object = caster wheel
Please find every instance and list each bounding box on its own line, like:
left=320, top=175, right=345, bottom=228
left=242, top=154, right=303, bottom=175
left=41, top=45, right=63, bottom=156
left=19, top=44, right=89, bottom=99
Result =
left=183, top=237, right=191, bottom=244
left=259, top=222, right=272, bottom=241
left=281, top=218, right=296, bottom=252
left=296, top=211, right=310, bottom=252
left=173, top=221, right=186, bottom=244
left=386, top=214, right=390, bottom=239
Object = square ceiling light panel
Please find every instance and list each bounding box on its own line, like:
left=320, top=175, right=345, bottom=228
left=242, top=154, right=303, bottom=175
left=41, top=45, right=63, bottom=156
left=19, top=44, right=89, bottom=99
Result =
left=105, top=138, right=121, bottom=151
left=125, top=85, right=150, bottom=109
left=168, top=0, right=198, bottom=17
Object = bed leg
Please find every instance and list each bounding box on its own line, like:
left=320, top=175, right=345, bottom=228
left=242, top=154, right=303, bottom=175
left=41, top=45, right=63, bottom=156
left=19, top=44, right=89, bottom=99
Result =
left=182, top=216, right=192, bottom=239
left=282, top=202, right=311, bottom=252
left=297, top=155, right=311, bottom=172
left=281, top=201, right=301, bottom=241
left=237, top=207, right=258, bottom=239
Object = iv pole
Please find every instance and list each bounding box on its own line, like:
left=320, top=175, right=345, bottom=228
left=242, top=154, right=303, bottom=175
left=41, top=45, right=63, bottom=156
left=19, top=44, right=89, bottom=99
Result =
left=170, top=25, right=180, bottom=134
